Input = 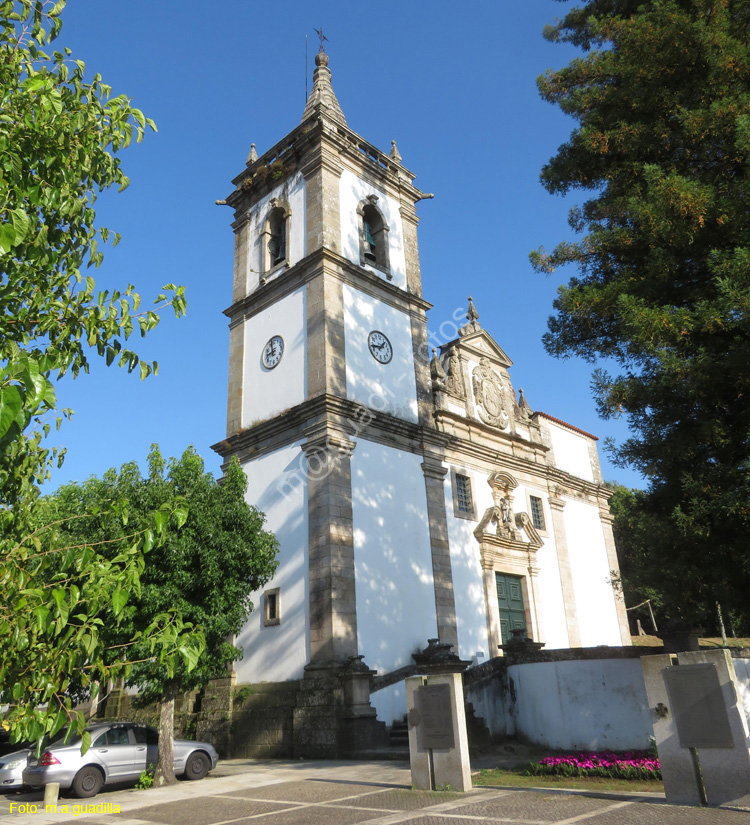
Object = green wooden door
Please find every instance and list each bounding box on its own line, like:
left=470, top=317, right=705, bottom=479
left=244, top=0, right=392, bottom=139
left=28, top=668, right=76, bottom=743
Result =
left=496, top=572, right=526, bottom=645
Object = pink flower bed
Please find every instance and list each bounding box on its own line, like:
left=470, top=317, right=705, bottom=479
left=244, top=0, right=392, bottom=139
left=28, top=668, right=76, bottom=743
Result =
left=528, top=750, right=661, bottom=780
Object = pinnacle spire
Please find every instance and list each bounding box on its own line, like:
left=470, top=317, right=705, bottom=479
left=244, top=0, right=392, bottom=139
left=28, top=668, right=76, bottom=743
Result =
left=301, top=48, right=347, bottom=126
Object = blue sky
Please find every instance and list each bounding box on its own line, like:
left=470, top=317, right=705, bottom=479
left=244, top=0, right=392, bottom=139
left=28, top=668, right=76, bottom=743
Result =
left=42, top=0, right=646, bottom=491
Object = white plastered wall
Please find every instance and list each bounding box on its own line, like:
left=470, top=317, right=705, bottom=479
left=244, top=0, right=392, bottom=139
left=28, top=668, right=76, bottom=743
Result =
left=242, top=286, right=306, bottom=426
left=545, top=421, right=595, bottom=482
left=235, top=443, right=309, bottom=683
left=445, top=467, right=570, bottom=659
left=563, top=497, right=622, bottom=646
left=343, top=285, right=418, bottom=423
left=444, top=466, right=492, bottom=663
left=243, top=172, right=306, bottom=294
left=339, top=169, right=407, bottom=290
left=351, top=439, right=437, bottom=724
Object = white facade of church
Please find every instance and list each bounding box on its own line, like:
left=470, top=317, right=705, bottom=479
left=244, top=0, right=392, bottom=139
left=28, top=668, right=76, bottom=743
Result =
left=213, top=48, right=631, bottom=731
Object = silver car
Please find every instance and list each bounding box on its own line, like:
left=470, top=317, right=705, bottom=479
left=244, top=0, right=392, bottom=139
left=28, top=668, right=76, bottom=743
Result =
left=0, top=749, right=30, bottom=791
left=22, top=722, right=218, bottom=798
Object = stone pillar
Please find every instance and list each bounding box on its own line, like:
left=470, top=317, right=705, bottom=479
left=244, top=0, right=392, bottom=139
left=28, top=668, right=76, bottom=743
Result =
left=230, top=210, right=251, bottom=303
left=642, top=650, right=750, bottom=808
left=675, top=649, right=750, bottom=808
left=410, top=309, right=434, bottom=427
left=301, top=143, right=343, bottom=257
left=421, top=456, right=458, bottom=650
left=304, top=428, right=358, bottom=664
left=641, top=653, right=703, bottom=806
left=406, top=641, right=472, bottom=792
left=399, top=205, right=423, bottom=298
left=339, top=655, right=388, bottom=754
left=547, top=491, right=581, bottom=647
left=598, top=502, right=633, bottom=645
left=306, top=268, right=347, bottom=400
left=225, top=319, right=244, bottom=437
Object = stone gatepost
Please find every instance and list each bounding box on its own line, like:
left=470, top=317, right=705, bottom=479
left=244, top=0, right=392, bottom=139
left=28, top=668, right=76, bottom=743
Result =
left=406, top=640, right=472, bottom=792
left=339, top=655, right=388, bottom=754
left=642, top=649, right=750, bottom=808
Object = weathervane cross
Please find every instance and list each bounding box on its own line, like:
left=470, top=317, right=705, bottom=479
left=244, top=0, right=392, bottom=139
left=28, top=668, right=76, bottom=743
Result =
left=313, top=26, right=328, bottom=52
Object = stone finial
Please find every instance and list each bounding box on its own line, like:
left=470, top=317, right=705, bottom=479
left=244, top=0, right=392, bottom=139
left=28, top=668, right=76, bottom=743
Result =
left=430, top=348, right=446, bottom=386
left=389, top=140, right=402, bottom=163
left=458, top=296, right=481, bottom=337
left=412, top=638, right=471, bottom=673
left=301, top=48, right=347, bottom=126
left=518, top=388, right=533, bottom=418
left=246, top=143, right=258, bottom=165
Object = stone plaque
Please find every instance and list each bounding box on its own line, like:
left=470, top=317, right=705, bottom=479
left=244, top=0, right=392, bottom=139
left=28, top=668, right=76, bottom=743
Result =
left=417, top=683, right=455, bottom=750
left=664, top=663, right=734, bottom=749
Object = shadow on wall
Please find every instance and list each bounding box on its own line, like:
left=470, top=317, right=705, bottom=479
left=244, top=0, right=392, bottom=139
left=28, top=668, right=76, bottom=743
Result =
left=235, top=451, right=309, bottom=681
left=448, top=513, right=490, bottom=662
left=351, top=440, right=438, bottom=676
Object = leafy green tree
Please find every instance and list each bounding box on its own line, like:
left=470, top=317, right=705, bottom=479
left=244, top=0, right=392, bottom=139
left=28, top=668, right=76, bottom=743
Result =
left=533, top=0, right=750, bottom=631
left=0, top=0, right=185, bottom=512
left=3, top=495, right=205, bottom=755
left=0, top=0, right=192, bottom=750
left=50, top=447, right=279, bottom=784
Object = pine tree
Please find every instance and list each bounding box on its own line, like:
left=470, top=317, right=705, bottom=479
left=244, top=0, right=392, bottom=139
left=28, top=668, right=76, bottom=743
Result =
left=533, top=1, right=750, bottom=630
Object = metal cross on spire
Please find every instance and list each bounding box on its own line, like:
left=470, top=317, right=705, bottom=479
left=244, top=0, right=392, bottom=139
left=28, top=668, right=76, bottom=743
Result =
left=313, top=26, right=328, bottom=52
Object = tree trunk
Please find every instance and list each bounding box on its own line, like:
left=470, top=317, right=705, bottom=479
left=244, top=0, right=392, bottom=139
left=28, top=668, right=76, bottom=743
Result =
left=154, top=687, right=177, bottom=786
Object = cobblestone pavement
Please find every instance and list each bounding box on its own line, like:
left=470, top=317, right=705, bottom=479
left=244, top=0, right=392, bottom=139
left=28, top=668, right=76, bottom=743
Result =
left=2, top=758, right=748, bottom=825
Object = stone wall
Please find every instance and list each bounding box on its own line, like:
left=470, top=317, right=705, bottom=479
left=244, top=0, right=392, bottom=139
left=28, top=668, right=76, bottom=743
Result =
left=98, top=688, right=199, bottom=741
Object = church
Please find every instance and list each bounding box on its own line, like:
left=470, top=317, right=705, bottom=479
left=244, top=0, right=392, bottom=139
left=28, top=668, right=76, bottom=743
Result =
left=210, top=45, right=631, bottom=754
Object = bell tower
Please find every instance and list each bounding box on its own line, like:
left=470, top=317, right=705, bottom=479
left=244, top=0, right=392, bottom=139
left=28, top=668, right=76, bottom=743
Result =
left=214, top=43, right=449, bottom=718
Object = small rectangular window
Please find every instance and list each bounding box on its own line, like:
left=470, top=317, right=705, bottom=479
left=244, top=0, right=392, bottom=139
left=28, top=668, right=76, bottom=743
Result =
left=451, top=468, right=476, bottom=520
left=529, top=495, right=546, bottom=531
left=456, top=474, right=473, bottom=514
left=263, top=588, right=281, bottom=627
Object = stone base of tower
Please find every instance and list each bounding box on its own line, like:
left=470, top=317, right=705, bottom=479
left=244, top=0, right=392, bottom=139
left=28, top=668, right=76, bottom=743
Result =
left=196, top=659, right=389, bottom=759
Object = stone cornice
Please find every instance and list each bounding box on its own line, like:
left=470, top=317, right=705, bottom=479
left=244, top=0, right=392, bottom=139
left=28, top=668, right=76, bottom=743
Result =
left=227, top=114, right=428, bottom=217
left=435, top=409, right=611, bottom=503
left=212, top=393, right=452, bottom=464
left=223, top=247, right=432, bottom=325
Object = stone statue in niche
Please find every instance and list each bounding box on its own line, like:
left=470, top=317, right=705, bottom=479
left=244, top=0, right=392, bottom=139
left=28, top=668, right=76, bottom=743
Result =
left=444, top=348, right=465, bottom=399
left=500, top=496, right=513, bottom=525
left=472, top=358, right=509, bottom=429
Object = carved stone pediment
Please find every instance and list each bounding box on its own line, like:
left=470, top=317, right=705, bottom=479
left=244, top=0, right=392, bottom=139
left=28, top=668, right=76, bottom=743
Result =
left=454, top=329, right=513, bottom=369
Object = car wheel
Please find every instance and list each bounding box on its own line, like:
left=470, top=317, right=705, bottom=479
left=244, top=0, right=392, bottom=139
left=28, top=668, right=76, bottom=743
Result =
left=72, top=766, right=104, bottom=798
left=184, top=752, right=210, bottom=780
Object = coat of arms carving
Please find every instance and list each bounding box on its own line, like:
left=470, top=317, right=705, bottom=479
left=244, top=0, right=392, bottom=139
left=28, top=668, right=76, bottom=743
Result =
left=472, top=358, right=509, bottom=428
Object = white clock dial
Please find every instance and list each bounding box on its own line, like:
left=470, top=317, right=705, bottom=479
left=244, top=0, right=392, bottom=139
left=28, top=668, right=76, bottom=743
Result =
left=368, top=330, right=393, bottom=364
left=262, top=335, right=284, bottom=369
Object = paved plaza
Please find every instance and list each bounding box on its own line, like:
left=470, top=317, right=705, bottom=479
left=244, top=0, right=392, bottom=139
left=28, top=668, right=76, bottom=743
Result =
left=2, top=757, right=748, bottom=825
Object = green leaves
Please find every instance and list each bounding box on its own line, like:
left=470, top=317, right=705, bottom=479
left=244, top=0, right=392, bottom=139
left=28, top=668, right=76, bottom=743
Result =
left=0, top=0, right=191, bottom=753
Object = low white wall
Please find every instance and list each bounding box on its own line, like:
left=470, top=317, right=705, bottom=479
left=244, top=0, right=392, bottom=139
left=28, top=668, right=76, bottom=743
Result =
left=503, top=658, right=653, bottom=751
left=734, top=657, right=750, bottom=725
left=464, top=676, right=507, bottom=740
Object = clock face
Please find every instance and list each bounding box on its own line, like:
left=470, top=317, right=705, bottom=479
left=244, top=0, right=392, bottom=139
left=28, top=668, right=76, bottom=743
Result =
left=368, top=330, right=393, bottom=364
left=262, top=335, right=284, bottom=369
